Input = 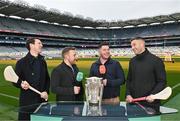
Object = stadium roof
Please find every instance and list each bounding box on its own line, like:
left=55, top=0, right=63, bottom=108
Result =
left=0, top=0, right=180, bottom=28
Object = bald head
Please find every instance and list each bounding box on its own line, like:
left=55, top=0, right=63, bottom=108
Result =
left=130, top=37, right=145, bottom=55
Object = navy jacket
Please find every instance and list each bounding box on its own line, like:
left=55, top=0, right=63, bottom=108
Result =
left=89, top=58, right=125, bottom=99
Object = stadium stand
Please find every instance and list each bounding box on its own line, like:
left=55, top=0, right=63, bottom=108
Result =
left=0, top=46, right=180, bottom=60
left=1, top=16, right=180, bottom=39
left=0, top=0, right=180, bottom=60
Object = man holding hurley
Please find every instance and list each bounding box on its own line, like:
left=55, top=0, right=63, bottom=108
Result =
left=13, top=38, right=50, bottom=121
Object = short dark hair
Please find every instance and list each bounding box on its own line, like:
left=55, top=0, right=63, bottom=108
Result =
left=98, top=42, right=109, bottom=49
left=62, top=47, right=76, bottom=58
left=25, top=38, right=39, bottom=51
left=130, top=37, right=144, bottom=42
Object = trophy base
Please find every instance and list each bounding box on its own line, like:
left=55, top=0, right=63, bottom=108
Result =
left=86, top=103, right=102, bottom=116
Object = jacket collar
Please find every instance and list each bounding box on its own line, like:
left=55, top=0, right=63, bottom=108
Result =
left=95, top=57, right=113, bottom=65
left=25, top=52, right=44, bottom=64
left=136, top=48, right=149, bottom=59
left=62, top=61, right=76, bottom=69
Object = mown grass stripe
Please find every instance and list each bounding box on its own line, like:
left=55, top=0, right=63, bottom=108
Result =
left=0, top=93, right=19, bottom=100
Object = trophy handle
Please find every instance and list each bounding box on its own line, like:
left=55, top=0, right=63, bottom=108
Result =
left=99, top=84, right=104, bottom=107
left=85, top=84, right=90, bottom=114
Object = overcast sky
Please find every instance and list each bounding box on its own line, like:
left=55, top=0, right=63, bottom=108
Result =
left=10, top=0, right=180, bottom=21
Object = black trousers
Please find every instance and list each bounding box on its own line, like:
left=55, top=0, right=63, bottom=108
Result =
left=18, top=104, right=39, bottom=121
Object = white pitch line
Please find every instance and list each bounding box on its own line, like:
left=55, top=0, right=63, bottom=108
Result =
left=172, top=83, right=180, bottom=90
left=0, top=93, right=19, bottom=100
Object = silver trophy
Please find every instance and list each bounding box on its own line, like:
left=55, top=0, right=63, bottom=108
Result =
left=85, top=77, right=104, bottom=116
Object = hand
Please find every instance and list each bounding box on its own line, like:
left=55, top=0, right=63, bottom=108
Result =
left=126, top=95, right=133, bottom=103
left=146, top=95, right=154, bottom=103
left=102, top=79, right=107, bottom=86
left=74, top=86, right=80, bottom=94
left=74, top=107, right=80, bottom=115
left=41, top=91, right=48, bottom=101
left=21, top=81, right=30, bottom=90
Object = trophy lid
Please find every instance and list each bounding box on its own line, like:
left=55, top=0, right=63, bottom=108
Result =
left=86, top=77, right=102, bottom=80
